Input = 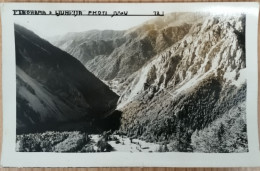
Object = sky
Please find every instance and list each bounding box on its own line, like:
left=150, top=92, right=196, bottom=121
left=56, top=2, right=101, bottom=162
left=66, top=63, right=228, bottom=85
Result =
left=14, top=15, right=157, bottom=40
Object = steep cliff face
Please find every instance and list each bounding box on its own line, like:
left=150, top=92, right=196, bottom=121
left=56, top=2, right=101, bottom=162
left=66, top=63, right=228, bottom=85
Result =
left=15, top=24, right=119, bottom=134
left=117, top=14, right=247, bottom=152
left=119, top=14, right=246, bottom=106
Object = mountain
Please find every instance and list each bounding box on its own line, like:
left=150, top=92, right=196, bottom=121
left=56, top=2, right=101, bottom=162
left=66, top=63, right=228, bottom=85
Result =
left=49, top=13, right=248, bottom=152
left=118, top=14, right=247, bottom=152
left=15, top=24, right=119, bottom=134
left=50, top=13, right=204, bottom=95
left=49, top=30, right=126, bottom=65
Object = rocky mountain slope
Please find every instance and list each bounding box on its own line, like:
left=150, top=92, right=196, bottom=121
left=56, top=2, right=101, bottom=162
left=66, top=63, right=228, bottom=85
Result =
left=15, top=24, right=119, bottom=134
left=51, top=13, right=248, bottom=153
left=118, top=14, right=247, bottom=152
left=51, top=13, right=204, bottom=95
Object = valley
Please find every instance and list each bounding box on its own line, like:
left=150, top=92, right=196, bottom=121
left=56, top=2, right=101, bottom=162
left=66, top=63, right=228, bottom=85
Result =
left=16, top=12, right=248, bottom=153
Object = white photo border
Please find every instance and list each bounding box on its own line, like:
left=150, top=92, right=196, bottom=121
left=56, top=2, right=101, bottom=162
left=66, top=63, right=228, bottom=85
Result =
left=1, top=2, right=260, bottom=167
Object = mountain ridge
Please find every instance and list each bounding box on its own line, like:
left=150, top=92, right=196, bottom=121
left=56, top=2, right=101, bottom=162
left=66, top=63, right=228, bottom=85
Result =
left=15, top=24, right=120, bottom=134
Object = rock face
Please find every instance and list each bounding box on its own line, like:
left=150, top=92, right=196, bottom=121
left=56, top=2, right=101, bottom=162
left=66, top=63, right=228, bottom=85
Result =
left=50, top=13, right=248, bottom=152
left=118, top=14, right=247, bottom=152
left=15, top=24, right=119, bottom=134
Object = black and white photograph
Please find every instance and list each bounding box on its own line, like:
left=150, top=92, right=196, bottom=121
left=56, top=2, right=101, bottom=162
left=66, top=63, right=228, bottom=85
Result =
left=1, top=2, right=260, bottom=167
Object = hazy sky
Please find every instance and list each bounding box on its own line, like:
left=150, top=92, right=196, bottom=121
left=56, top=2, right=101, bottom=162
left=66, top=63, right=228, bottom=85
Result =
left=14, top=15, right=157, bottom=40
